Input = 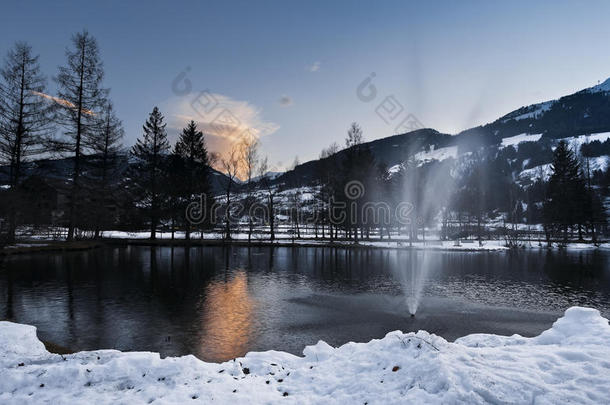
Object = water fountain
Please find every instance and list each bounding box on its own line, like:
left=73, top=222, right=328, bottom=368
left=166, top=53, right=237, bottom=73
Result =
left=393, top=143, right=459, bottom=316
left=393, top=251, right=431, bottom=317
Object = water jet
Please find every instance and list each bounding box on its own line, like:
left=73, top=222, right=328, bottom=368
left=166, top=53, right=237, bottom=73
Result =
left=392, top=251, right=434, bottom=318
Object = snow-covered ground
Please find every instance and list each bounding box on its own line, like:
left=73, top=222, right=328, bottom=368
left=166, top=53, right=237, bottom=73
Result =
left=519, top=163, right=553, bottom=181
left=1, top=307, right=610, bottom=404
left=13, top=226, right=610, bottom=252
left=500, top=133, right=542, bottom=148
left=94, top=231, right=512, bottom=251
left=562, top=132, right=610, bottom=150
left=414, top=145, right=458, bottom=166
left=519, top=156, right=609, bottom=182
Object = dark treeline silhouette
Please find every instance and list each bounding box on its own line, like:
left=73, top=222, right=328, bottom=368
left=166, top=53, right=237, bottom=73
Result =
left=0, top=32, right=218, bottom=243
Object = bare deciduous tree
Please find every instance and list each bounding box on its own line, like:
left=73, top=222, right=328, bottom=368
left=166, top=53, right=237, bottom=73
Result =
left=258, top=156, right=278, bottom=240
left=345, top=122, right=363, bottom=148
left=319, top=142, right=339, bottom=159
left=221, top=144, right=241, bottom=240
left=240, top=134, right=259, bottom=242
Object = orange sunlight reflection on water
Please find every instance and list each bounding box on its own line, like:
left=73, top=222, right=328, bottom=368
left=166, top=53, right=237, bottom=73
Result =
left=197, top=271, right=256, bottom=361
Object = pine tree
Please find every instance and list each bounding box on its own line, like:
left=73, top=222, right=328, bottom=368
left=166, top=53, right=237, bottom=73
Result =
left=131, top=107, right=170, bottom=240
left=54, top=30, right=108, bottom=240
left=87, top=101, right=124, bottom=238
left=173, top=120, right=213, bottom=239
left=0, top=42, right=52, bottom=242
left=543, top=141, right=587, bottom=243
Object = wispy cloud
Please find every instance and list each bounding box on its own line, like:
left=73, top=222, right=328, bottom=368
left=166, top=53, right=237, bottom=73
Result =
left=278, top=95, right=293, bottom=106
left=32, top=91, right=95, bottom=116
left=307, top=61, right=321, bottom=72
left=162, top=92, right=279, bottom=155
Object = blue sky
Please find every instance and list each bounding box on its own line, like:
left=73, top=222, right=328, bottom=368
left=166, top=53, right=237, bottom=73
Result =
left=2, top=0, right=610, bottom=170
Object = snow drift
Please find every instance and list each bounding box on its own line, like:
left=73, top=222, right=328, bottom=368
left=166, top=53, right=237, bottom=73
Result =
left=1, top=307, right=610, bottom=404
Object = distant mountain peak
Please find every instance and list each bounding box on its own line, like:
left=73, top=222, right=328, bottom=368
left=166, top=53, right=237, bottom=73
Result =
left=588, top=77, right=610, bottom=93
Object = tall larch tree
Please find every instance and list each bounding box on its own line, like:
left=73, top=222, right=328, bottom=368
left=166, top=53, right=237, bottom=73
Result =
left=0, top=42, right=52, bottom=242
left=54, top=30, right=108, bottom=240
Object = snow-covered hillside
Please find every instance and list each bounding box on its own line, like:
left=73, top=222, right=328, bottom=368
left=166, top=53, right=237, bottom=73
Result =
left=587, top=77, right=610, bottom=93
left=414, top=145, right=458, bottom=165
left=500, top=133, right=542, bottom=148
left=503, top=101, right=554, bottom=122
left=1, top=307, right=610, bottom=404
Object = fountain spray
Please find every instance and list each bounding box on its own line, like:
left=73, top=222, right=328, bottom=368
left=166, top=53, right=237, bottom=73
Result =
left=390, top=141, right=460, bottom=318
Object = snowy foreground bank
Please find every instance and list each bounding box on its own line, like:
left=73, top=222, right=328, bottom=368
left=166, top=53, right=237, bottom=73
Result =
left=1, top=307, right=610, bottom=404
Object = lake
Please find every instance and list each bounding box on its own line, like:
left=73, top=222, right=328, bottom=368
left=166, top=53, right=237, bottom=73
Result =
left=1, top=246, right=609, bottom=362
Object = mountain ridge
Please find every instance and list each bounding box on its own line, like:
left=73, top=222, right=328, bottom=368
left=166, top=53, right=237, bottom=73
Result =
left=277, top=76, right=610, bottom=187
left=2, top=76, right=610, bottom=193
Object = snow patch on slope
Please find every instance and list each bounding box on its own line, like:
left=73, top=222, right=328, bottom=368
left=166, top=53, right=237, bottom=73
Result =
left=562, top=132, right=610, bottom=150
left=519, top=163, right=553, bottom=181
left=501, top=133, right=542, bottom=148
left=414, top=145, right=458, bottom=165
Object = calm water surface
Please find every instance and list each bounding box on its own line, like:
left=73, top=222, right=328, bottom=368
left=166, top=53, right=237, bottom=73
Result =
left=1, top=246, right=609, bottom=362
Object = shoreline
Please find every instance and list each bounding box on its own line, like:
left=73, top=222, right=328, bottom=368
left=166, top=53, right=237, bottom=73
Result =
left=1, top=236, right=608, bottom=256
left=0, top=241, right=104, bottom=256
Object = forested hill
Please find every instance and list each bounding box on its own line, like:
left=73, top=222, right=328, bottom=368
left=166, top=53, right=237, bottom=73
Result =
left=278, top=77, right=610, bottom=187
left=0, top=154, right=232, bottom=196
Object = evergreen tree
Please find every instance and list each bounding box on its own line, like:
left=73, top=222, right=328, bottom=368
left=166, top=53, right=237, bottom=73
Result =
left=131, top=107, right=170, bottom=240
left=54, top=30, right=108, bottom=240
left=0, top=42, right=52, bottom=242
left=543, top=141, right=587, bottom=243
left=173, top=120, right=213, bottom=239
left=87, top=101, right=124, bottom=238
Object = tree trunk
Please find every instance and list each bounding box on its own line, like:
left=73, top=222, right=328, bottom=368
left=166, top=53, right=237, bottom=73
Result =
left=67, top=45, right=87, bottom=241
left=269, top=194, right=275, bottom=241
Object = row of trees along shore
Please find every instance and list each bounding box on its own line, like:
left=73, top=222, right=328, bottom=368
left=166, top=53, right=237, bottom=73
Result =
left=0, top=32, right=218, bottom=243
left=0, top=32, right=119, bottom=243
left=1, top=32, right=609, bottom=245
